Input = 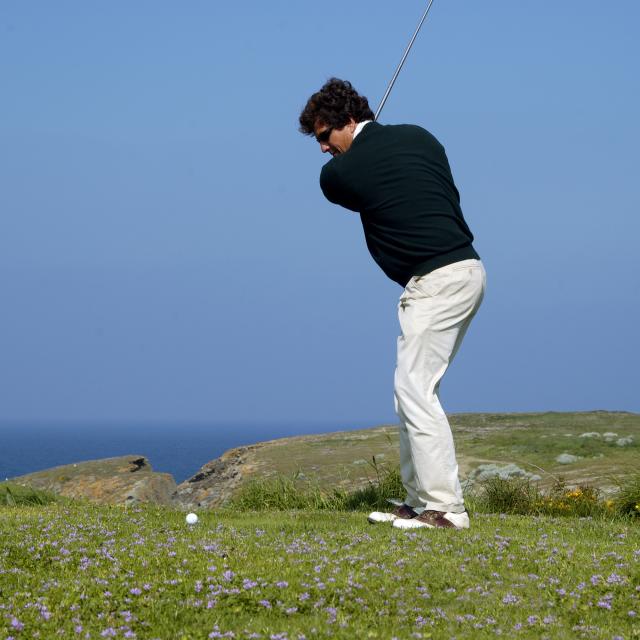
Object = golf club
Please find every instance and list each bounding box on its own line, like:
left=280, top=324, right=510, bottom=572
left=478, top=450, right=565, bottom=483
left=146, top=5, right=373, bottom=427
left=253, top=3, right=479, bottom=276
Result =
left=374, top=0, right=436, bottom=121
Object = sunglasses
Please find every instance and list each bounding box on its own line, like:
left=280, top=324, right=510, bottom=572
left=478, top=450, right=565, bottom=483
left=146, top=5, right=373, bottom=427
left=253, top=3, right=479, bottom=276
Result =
left=315, top=127, right=333, bottom=144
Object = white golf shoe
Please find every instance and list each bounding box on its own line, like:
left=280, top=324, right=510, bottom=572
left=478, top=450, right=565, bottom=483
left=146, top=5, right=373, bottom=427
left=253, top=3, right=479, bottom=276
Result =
left=367, top=503, right=419, bottom=524
left=392, top=509, right=470, bottom=530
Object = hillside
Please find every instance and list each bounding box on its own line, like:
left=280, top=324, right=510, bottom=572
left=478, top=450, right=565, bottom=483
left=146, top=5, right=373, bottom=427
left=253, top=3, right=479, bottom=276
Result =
left=9, top=411, right=639, bottom=508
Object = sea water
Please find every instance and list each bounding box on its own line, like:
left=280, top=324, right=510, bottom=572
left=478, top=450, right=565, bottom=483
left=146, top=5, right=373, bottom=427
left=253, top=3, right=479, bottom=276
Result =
left=0, top=421, right=353, bottom=484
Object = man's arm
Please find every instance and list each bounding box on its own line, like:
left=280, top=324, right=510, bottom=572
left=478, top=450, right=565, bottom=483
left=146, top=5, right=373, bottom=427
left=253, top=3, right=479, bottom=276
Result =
left=320, top=162, right=360, bottom=213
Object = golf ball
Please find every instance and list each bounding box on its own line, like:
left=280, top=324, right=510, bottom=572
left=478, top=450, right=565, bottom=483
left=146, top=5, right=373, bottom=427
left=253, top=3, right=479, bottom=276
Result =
left=186, top=512, right=198, bottom=525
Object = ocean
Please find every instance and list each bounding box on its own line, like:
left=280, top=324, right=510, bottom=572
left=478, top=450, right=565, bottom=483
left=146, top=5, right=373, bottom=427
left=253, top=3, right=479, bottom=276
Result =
left=0, top=422, right=364, bottom=484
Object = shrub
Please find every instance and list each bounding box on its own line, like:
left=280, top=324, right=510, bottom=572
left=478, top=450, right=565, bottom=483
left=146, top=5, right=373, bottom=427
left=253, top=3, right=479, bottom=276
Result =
left=612, top=472, right=640, bottom=518
left=536, top=479, right=606, bottom=518
left=471, top=475, right=541, bottom=515
left=468, top=475, right=615, bottom=518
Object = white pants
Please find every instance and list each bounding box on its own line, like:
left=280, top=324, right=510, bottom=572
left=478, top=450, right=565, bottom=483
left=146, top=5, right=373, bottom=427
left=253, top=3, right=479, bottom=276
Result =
left=394, top=259, right=486, bottom=514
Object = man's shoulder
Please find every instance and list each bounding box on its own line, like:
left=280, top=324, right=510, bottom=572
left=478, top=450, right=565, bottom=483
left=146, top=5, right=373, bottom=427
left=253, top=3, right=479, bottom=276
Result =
left=359, top=122, right=437, bottom=144
left=383, top=122, right=435, bottom=138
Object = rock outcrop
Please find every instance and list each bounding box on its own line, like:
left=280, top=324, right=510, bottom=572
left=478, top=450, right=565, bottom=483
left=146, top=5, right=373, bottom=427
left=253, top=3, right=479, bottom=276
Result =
left=12, top=455, right=176, bottom=506
left=172, top=444, right=263, bottom=509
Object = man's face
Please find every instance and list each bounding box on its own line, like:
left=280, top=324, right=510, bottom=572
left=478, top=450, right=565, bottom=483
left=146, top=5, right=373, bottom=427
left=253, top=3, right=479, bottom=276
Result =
left=313, top=118, right=357, bottom=157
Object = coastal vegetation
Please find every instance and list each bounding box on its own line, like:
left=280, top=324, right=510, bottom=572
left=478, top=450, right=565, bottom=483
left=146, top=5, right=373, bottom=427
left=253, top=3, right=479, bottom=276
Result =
left=1, top=472, right=639, bottom=639
left=2, top=412, right=638, bottom=638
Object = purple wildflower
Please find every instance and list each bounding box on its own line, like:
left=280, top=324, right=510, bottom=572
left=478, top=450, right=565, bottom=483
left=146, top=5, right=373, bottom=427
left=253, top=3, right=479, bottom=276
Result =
left=502, top=594, right=518, bottom=604
left=325, top=607, right=337, bottom=622
left=10, top=618, right=24, bottom=631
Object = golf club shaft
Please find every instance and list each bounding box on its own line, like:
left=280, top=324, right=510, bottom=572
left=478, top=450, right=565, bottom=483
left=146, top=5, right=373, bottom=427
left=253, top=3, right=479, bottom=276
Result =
left=374, top=0, right=436, bottom=121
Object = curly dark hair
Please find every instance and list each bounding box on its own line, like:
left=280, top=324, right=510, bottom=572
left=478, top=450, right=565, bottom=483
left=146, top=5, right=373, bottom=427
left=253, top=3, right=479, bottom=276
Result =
left=299, top=78, right=374, bottom=136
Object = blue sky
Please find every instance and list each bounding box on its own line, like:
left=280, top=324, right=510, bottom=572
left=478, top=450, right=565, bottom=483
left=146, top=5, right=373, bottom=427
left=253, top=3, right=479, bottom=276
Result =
left=1, top=1, right=638, bottom=428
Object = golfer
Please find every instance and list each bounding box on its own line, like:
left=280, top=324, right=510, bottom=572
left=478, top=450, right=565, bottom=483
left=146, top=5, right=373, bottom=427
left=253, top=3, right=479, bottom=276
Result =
left=299, top=78, right=485, bottom=530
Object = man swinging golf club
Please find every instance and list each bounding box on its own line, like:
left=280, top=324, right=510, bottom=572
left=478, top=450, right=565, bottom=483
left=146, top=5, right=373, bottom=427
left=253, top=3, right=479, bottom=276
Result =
left=299, top=78, right=485, bottom=529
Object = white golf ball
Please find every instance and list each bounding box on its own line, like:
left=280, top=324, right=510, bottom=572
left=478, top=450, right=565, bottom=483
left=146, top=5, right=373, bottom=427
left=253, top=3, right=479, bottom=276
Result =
left=186, top=512, right=198, bottom=525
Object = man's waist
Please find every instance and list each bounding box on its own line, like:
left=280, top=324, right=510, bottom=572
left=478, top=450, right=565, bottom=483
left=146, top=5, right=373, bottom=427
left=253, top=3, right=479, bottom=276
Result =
left=411, top=245, right=480, bottom=280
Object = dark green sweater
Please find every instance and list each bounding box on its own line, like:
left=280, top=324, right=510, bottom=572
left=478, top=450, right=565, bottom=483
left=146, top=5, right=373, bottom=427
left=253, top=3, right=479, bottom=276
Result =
left=320, top=121, right=479, bottom=287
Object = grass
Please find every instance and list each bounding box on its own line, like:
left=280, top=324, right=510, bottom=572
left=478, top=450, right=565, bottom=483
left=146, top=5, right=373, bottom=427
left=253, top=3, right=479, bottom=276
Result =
left=0, top=482, right=61, bottom=506
left=216, top=412, right=640, bottom=499
left=231, top=465, right=640, bottom=522
left=1, top=502, right=638, bottom=640
left=230, top=459, right=405, bottom=513
left=2, top=458, right=639, bottom=639
left=614, top=474, right=640, bottom=519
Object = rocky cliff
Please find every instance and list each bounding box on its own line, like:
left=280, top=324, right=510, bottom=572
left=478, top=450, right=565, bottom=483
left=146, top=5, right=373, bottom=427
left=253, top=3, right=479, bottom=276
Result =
left=11, top=455, right=177, bottom=506
left=172, top=443, right=264, bottom=509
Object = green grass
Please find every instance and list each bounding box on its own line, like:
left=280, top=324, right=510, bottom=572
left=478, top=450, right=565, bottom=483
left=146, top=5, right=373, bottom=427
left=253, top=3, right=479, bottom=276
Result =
left=2, top=427, right=639, bottom=639
left=226, top=412, right=640, bottom=498
left=615, top=473, right=640, bottom=518
left=1, top=503, right=638, bottom=639
left=0, top=481, right=62, bottom=506
left=230, top=461, right=405, bottom=513
left=231, top=466, right=640, bottom=522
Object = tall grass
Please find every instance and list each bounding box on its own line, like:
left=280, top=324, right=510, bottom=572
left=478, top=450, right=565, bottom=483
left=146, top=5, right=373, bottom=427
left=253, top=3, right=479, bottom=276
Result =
left=231, top=466, right=640, bottom=521
left=611, top=472, right=640, bottom=518
left=469, top=476, right=611, bottom=518
left=230, top=457, right=404, bottom=512
left=0, top=482, right=59, bottom=506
